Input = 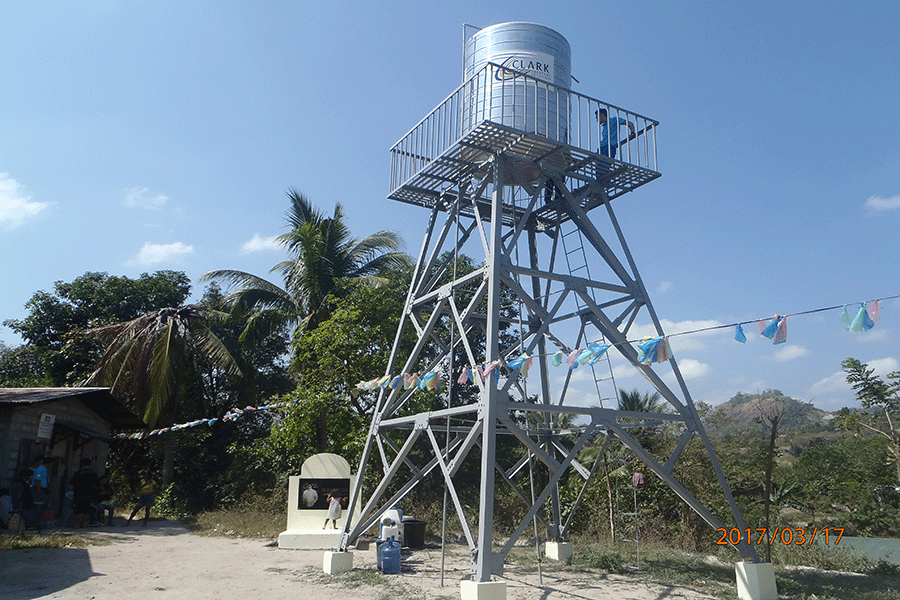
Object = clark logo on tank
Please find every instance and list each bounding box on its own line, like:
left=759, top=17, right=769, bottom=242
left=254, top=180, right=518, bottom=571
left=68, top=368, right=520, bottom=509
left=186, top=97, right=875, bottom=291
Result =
left=496, top=55, right=554, bottom=83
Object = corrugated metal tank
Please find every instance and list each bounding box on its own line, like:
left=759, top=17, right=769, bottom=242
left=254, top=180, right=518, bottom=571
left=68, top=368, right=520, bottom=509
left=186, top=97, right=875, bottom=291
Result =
left=463, top=22, right=571, bottom=142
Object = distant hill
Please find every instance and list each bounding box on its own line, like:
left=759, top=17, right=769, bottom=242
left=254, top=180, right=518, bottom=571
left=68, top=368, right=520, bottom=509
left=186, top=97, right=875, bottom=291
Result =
left=706, top=390, right=831, bottom=437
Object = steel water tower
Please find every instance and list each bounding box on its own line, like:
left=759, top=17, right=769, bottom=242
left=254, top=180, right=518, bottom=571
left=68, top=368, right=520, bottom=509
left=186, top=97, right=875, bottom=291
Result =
left=334, top=22, right=774, bottom=600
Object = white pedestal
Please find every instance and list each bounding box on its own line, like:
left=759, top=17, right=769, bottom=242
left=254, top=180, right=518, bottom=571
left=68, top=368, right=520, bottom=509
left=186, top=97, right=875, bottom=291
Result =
left=323, top=550, right=354, bottom=574
left=545, top=541, right=573, bottom=562
left=460, top=580, right=506, bottom=600
left=735, top=561, right=777, bottom=600
left=279, top=529, right=342, bottom=549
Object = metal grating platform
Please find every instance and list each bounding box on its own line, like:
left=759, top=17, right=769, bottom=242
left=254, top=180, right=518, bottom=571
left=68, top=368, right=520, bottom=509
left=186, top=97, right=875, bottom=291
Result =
left=389, top=120, right=661, bottom=221
left=388, top=63, right=660, bottom=223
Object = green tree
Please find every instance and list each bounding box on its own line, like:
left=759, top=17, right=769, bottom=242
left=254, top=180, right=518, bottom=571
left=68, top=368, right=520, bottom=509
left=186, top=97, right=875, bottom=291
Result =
left=202, top=190, right=411, bottom=452
left=202, top=189, right=411, bottom=341
left=85, top=305, right=241, bottom=486
left=0, top=343, right=52, bottom=387
left=617, top=389, right=664, bottom=413
left=195, top=283, right=293, bottom=414
left=4, top=271, right=191, bottom=384
left=840, top=357, right=900, bottom=482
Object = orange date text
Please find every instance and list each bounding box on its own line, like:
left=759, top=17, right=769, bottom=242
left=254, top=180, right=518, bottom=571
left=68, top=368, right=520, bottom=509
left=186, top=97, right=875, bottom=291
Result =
left=715, top=527, right=844, bottom=546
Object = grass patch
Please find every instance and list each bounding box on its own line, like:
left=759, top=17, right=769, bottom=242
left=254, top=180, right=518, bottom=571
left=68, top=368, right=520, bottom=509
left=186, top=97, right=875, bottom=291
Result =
left=0, top=531, right=107, bottom=550
left=184, top=507, right=283, bottom=540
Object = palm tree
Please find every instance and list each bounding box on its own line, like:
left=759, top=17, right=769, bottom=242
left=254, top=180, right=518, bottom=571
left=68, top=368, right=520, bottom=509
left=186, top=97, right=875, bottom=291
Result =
left=202, top=190, right=412, bottom=452
left=202, top=189, right=412, bottom=342
left=85, top=305, right=241, bottom=486
left=617, top=389, right=664, bottom=413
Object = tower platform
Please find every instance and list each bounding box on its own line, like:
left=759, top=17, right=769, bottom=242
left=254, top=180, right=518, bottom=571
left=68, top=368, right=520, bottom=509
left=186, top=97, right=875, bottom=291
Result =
left=389, top=62, right=661, bottom=224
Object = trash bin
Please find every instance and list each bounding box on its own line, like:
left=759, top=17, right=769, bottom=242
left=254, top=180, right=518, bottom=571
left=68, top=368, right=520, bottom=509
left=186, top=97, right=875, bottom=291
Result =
left=402, top=519, right=426, bottom=549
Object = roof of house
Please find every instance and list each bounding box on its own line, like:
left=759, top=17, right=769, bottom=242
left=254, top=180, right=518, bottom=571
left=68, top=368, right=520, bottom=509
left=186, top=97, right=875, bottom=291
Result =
left=0, top=388, right=146, bottom=430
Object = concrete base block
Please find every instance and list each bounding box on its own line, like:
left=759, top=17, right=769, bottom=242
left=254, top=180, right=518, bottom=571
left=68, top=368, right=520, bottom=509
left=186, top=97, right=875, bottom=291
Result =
left=735, top=561, right=777, bottom=600
left=545, top=541, right=573, bottom=562
left=323, top=550, right=353, bottom=574
left=279, top=529, right=342, bottom=550
left=460, top=580, right=506, bottom=600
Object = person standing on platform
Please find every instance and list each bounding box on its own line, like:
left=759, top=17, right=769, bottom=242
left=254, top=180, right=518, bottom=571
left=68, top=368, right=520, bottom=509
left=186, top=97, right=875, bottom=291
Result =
left=595, top=107, right=635, bottom=159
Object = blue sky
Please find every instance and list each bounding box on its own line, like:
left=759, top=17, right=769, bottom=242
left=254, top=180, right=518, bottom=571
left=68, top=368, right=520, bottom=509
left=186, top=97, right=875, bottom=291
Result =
left=1, top=1, right=898, bottom=412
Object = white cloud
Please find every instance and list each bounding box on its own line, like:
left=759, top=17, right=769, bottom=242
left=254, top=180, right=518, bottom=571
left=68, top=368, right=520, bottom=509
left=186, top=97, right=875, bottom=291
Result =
left=809, top=371, right=848, bottom=396
left=772, top=344, right=807, bottom=362
left=856, top=329, right=890, bottom=343
left=0, top=173, right=49, bottom=228
left=125, top=186, right=169, bottom=209
left=868, top=356, right=900, bottom=376
left=865, top=194, right=900, bottom=211
left=130, top=241, right=194, bottom=265
left=657, top=281, right=673, bottom=293
left=670, top=358, right=710, bottom=380
left=241, top=233, right=280, bottom=254
left=807, top=357, right=899, bottom=411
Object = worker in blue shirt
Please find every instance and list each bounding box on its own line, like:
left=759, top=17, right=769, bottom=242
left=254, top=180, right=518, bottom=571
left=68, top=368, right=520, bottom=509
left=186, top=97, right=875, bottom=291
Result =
left=596, top=108, right=635, bottom=159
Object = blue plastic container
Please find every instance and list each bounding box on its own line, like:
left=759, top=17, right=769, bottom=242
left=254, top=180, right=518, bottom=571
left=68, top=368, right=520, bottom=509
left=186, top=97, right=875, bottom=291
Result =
left=379, top=536, right=401, bottom=574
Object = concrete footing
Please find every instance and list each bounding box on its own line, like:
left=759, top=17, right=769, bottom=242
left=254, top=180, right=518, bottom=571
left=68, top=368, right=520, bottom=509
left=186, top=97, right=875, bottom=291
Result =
left=735, top=561, right=777, bottom=600
left=545, top=541, right=573, bottom=562
left=460, top=580, right=506, bottom=600
left=323, top=550, right=353, bottom=574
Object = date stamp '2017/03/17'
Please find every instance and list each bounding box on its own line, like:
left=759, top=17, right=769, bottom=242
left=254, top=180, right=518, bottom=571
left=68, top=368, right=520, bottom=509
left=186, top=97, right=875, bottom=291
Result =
left=716, top=527, right=844, bottom=546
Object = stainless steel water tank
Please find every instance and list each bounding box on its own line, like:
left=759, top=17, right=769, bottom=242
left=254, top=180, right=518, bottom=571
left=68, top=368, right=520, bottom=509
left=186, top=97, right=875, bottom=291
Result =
left=463, top=22, right=571, bottom=142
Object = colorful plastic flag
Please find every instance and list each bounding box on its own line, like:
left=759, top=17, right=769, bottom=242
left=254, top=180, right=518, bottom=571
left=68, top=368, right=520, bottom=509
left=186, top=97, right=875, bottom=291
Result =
left=868, top=299, right=881, bottom=323
left=849, top=303, right=874, bottom=333
left=552, top=351, right=565, bottom=367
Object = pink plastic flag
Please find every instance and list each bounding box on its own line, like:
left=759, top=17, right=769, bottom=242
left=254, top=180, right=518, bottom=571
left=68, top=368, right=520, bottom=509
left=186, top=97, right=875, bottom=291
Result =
left=567, top=348, right=581, bottom=368
left=773, top=316, right=788, bottom=344
left=521, top=356, right=533, bottom=378
left=657, top=338, right=673, bottom=362
left=756, top=319, right=767, bottom=335
left=457, top=367, right=469, bottom=385
left=868, top=299, right=881, bottom=323
left=476, top=364, right=486, bottom=382
left=404, top=373, right=417, bottom=389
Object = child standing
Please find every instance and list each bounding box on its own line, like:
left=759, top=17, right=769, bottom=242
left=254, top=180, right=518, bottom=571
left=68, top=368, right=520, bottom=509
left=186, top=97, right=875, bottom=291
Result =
left=126, top=473, right=158, bottom=527
left=322, top=489, right=342, bottom=530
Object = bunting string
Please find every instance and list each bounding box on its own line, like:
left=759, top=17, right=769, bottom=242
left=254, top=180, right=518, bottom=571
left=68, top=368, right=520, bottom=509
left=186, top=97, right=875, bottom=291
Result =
left=117, top=294, right=896, bottom=440
left=353, top=294, right=896, bottom=392
left=114, top=399, right=301, bottom=440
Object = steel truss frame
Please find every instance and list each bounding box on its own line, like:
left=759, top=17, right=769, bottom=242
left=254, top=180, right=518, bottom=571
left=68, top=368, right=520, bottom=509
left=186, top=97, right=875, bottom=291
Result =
left=340, top=151, right=758, bottom=581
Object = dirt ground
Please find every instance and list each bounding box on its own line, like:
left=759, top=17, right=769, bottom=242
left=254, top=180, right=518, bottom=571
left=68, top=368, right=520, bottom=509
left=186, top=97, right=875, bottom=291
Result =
left=0, top=521, right=722, bottom=600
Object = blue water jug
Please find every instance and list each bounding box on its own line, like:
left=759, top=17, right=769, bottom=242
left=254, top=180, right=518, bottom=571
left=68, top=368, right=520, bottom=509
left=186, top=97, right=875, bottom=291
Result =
left=379, top=536, right=401, bottom=574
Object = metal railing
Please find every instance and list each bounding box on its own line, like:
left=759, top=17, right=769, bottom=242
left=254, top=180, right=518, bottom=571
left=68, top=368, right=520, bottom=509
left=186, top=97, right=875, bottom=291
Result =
left=390, top=62, right=659, bottom=195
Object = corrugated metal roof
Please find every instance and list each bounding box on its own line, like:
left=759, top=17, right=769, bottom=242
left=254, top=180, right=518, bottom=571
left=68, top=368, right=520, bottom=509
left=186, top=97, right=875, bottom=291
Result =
left=0, top=388, right=146, bottom=430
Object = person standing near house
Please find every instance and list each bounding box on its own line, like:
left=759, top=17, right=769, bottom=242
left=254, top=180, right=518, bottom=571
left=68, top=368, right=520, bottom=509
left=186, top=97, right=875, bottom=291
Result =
left=0, top=487, right=12, bottom=529
left=31, top=455, right=50, bottom=521
left=70, top=458, right=100, bottom=528
left=126, top=473, right=158, bottom=527
left=94, top=474, right=116, bottom=526
left=12, top=468, right=38, bottom=531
